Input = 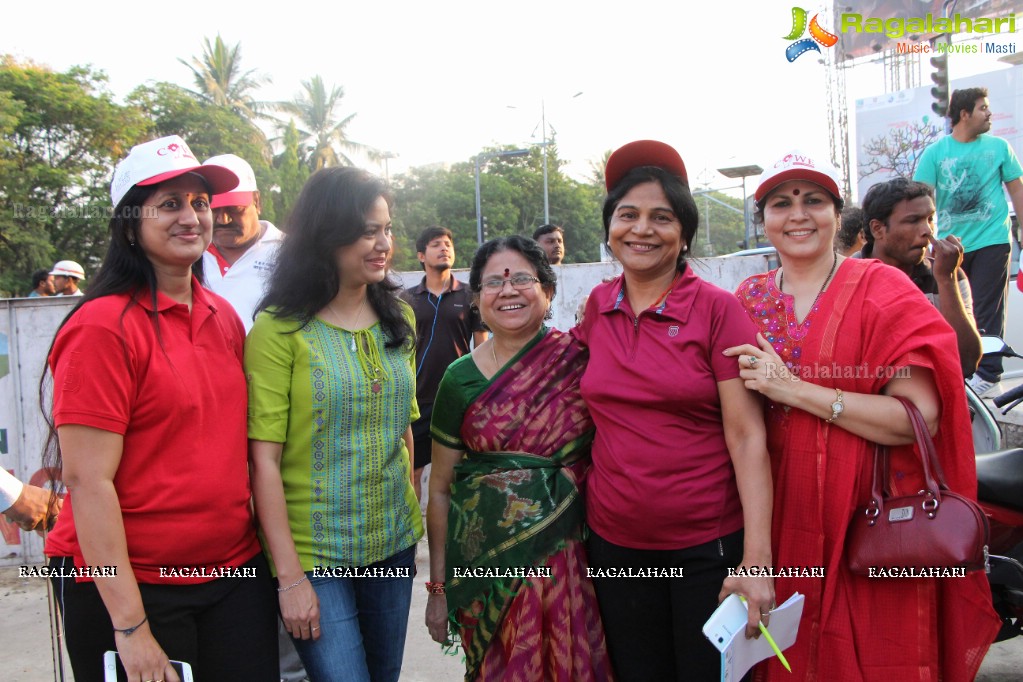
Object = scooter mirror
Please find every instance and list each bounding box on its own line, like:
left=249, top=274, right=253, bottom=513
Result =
left=979, top=336, right=1022, bottom=358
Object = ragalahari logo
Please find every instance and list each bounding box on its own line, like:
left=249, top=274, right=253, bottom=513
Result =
left=784, top=7, right=838, bottom=62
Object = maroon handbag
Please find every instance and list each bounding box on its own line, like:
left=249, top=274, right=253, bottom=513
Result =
left=846, top=396, right=989, bottom=575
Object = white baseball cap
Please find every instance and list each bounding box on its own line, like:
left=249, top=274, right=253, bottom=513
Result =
left=110, top=135, right=239, bottom=207
left=755, top=150, right=843, bottom=203
left=50, top=260, right=85, bottom=280
left=203, top=154, right=259, bottom=209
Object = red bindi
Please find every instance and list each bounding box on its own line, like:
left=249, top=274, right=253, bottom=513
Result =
left=503, top=268, right=510, bottom=278
left=792, top=188, right=800, bottom=195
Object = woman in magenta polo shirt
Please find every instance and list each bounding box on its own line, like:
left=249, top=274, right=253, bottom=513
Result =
left=43, top=136, right=278, bottom=682
left=573, top=140, right=775, bottom=681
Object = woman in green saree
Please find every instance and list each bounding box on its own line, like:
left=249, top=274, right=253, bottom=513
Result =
left=424, top=236, right=612, bottom=681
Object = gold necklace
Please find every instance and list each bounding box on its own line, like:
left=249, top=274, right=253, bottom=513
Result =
left=491, top=340, right=502, bottom=371
left=329, top=295, right=368, bottom=351
left=778, top=252, right=839, bottom=309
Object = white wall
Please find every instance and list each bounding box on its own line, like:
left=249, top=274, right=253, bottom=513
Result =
left=397, top=254, right=775, bottom=331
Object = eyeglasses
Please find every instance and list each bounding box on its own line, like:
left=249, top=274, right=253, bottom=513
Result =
left=480, top=274, right=541, bottom=292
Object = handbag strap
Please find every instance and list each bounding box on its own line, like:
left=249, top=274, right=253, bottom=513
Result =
left=891, top=395, right=948, bottom=494
left=868, top=397, right=947, bottom=515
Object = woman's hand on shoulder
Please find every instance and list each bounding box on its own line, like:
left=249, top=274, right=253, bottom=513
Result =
left=719, top=566, right=776, bottom=640
left=279, top=577, right=320, bottom=640
left=425, top=592, right=450, bottom=645
left=723, top=333, right=802, bottom=406
left=115, top=622, right=181, bottom=682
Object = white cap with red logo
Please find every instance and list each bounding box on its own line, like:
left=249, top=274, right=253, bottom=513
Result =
left=203, top=154, right=259, bottom=209
left=110, top=135, right=239, bottom=208
left=755, top=150, right=843, bottom=203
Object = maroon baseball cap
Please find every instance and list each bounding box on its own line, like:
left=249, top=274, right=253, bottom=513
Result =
left=604, top=140, right=689, bottom=191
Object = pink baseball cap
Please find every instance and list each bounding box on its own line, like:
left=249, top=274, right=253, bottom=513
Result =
left=605, top=140, right=689, bottom=191
left=110, top=135, right=238, bottom=207
left=204, top=154, right=259, bottom=209
left=755, top=150, right=842, bottom=203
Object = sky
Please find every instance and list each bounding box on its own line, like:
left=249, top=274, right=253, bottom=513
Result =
left=2, top=0, right=1020, bottom=195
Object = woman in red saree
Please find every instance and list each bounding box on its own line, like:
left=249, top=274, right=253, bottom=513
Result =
left=424, top=236, right=612, bottom=682
left=726, top=151, right=999, bottom=681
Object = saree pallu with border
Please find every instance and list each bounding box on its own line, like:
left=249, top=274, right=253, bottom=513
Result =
left=739, top=259, right=998, bottom=682
left=441, top=330, right=612, bottom=682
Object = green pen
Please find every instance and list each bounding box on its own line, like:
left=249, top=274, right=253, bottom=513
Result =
left=739, top=596, right=792, bottom=673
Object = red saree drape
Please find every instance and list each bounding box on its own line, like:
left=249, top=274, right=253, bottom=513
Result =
left=738, top=258, right=998, bottom=682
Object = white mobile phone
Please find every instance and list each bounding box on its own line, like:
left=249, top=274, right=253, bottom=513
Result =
left=104, top=650, right=194, bottom=682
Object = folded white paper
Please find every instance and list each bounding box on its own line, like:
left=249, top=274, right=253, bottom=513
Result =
left=702, top=592, right=804, bottom=682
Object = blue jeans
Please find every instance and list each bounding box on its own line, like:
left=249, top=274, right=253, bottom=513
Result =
left=293, top=545, right=415, bottom=682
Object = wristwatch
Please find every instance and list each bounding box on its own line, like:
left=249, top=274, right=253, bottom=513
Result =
left=825, top=388, right=844, bottom=423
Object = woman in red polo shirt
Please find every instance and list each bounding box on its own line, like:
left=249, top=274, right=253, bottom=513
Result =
left=573, top=140, right=774, bottom=681
left=43, top=135, right=278, bottom=682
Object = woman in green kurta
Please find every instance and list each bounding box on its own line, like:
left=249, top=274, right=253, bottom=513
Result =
left=247, top=167, right=421, bottom=682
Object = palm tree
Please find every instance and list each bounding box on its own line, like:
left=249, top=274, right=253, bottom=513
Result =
left=276, top=76, right=369, bottom=169
left=179, top=35, right=269, bottom=122
left=589, top=149, right=612, bottom=188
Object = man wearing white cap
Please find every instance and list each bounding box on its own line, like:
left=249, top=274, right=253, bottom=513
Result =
left=200, top=160, right=300, bottom=681
left=50, top=260, right=86, bottom=296
left=200, top=154, right=284, bottom=333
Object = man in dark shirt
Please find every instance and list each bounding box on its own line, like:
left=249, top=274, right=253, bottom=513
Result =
left=861, top=178, right=981, bottom=377
left=401, top=226, right=486, bottom=501
left=533, top=223, right=565, bottom=264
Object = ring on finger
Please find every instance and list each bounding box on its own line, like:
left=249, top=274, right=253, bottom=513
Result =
left=312, top=626, right=320, bottom=631
left=748, top=355, right=758, bottom=369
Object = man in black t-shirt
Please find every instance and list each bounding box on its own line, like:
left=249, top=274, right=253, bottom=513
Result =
left=401, top=226, right=486, bottom=501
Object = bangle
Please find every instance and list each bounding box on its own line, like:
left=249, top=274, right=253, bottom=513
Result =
left=425, top=581, right=446, bottom=595
left=277, top=576, right=308, bottom=593
left=113, top=615, right=147, bottom=637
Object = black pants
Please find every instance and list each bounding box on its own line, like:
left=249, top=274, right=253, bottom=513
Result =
left=410, top=403, right=434, bottom=469
left=50, top=553, right=278, bottom=682
left=962, top=243, right=1011, bottom=381
left=586, top=528, right=743, bottom=682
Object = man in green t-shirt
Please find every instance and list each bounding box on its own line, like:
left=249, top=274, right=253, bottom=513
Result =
left=914, top=87, right=1023, bottom=395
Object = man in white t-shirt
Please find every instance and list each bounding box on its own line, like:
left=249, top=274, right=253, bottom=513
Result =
left=201, top=154, right=301, bottom=681
left=201, top=154, right=283, bottom=333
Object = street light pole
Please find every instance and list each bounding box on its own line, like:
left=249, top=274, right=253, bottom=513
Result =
left=539, top=92, right=583, bottom=225
left=378, top=151, right=397, bottom=183
left=541, top=99, right=549, bottom=224
left=474, top=148, right=529, bottom=245
left=717, top=163, right=764, bottom=249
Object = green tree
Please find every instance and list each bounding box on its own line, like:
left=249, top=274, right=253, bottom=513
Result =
left=178, top=35, right=268, bottom=123
left=127, top=81, right=276, bottom=223
left=390, top=164, right=477, bottom=271
left=272, top=120, right=309, bottom=225
left=0, top=58, right=148, bottom=296
left=525, top=143, right=603, bottom=263
left=277, top=76, right=369, bottom=170
left=690, top=189, right=746, bottom=257
left=390, top=144, right=604, bottom=269
left=589, top=149, right=612, bottom=188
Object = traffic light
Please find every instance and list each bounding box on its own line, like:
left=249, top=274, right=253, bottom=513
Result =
left=930, top=53, right=949, bottom=118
